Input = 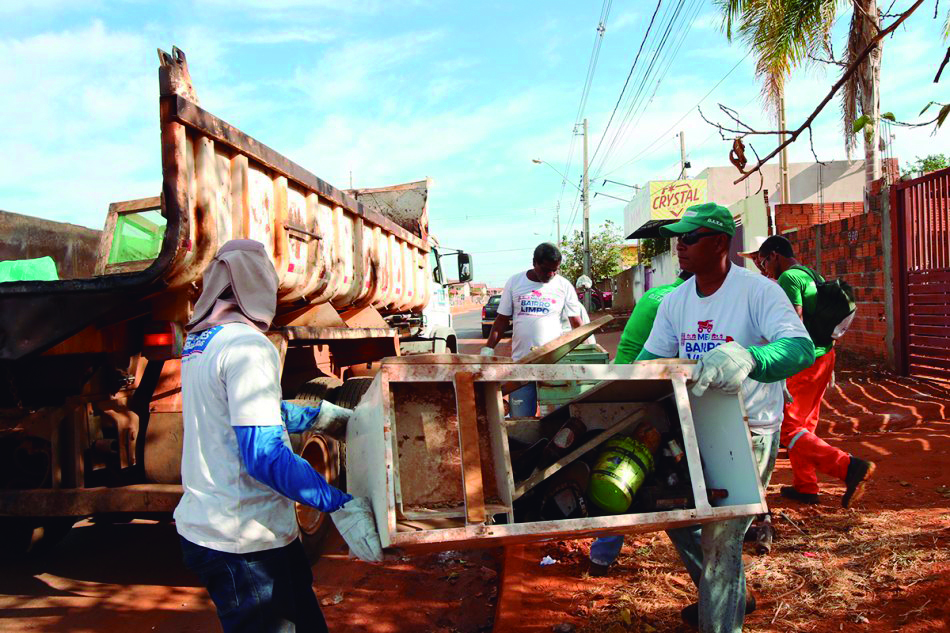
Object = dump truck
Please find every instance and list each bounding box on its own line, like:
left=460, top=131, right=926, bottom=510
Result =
left=0, top=47, right=472, bottom=559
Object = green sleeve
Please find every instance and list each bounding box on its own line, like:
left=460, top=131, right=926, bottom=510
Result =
left=634, top=348, right=664, bottom=361
left=777, top=271, right=804, bottom=306
left=614, top=296, right=661, bottom=364
left=748, top=337, right=816, bottom=383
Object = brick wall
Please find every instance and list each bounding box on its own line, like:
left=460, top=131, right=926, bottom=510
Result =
left=783, top=207, right=888, bottom=362
left=775, top=201, right=865, bottom=233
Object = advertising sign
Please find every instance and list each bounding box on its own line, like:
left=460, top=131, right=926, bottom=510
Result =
left=649, top=179, right=707, bottom=220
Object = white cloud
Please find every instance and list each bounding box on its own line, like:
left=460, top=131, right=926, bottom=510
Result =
left=239, top=28, right=337, bottom=45
left=692, top=12, right=722, bottom=31
left=292, top=29, right=445, bottom=104
left=0, top=21, right=158, bottom=226
left=0, top=0, right=96, bottom=14
left=193, top=0, right=386, bottom=12
left=610, top=11, right=639, bottom=33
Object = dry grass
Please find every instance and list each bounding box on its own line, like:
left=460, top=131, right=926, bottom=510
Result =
left=571, top=508, right=950, bottom=632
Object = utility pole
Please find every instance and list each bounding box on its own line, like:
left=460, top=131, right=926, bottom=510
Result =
left=679, top=130, right=688, bottom=179
left=582, top=118, right=592, bottom=312
left=778, top=89, right=791, bottom=204
left=555, top=202, right=561, bottom=245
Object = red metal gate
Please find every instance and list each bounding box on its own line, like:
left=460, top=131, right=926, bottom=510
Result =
left=894, top=167, right=950, bottom=380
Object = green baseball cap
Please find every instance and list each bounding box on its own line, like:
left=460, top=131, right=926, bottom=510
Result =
left=658, top=202, right=736, bottom=237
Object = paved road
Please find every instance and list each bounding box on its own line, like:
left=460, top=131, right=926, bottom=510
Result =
left=453, top=306, right=515, bottom=356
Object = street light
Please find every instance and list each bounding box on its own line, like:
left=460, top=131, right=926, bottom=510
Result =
left=532, top=159, right=583, bottom=195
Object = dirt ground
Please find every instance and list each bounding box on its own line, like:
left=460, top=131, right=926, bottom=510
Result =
left=493, top=363, right=950, bottom=633
left=1, top=318, right=948, bottom=632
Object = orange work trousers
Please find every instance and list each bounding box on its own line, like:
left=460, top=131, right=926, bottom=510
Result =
left=780, top=349, right=850, bottom=494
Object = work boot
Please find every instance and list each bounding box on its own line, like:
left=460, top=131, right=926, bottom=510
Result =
left=842, top=457, right=875, bottom=508
left=681, top=594, right=756, bottom=629
left=780, top=486, right=819, bottom=504
left=587, top=560, right=609, bottom=577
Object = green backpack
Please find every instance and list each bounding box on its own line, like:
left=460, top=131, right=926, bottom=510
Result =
left=790, top=266, right=857, bottom=347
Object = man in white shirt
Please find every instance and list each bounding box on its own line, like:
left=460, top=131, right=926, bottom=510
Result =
left=481, top=242, right=583, bottom=416
left=638, top=204, right=814, bottom=632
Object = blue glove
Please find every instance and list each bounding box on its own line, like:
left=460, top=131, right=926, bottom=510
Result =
left=235, top=425, right=351, bottom=512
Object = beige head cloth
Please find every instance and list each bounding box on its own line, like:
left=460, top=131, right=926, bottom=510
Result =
left=187, top=240, right=279, bottom=333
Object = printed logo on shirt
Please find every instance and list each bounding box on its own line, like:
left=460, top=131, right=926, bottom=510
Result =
left=182, top=325, right=223, bottom=361
left=680, top=320, right=734, bottom=359
left=518, top=291, right=558, bottom=316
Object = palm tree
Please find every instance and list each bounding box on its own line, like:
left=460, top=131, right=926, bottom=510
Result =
left=718, top=0, right=883, bottom=190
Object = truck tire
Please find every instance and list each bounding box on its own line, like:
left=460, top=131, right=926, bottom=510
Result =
left=431, top=327, right=458, bottom=355
left=0, top=517, right=75, bottom=560
left=333, top=377, right=373, bottom=410
left=293, top=376, right=343, bottom=403
left=290, top=377, right=344, bottom=564
left=482, top=324, right=492, bottom=338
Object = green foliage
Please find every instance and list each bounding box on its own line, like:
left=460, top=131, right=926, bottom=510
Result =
left=902, top=154, right=949, bottom=178
left=558, top=220, right=624, bottom=284
left=852, top=114, right=870, bottom=134
left=638, top=237, right=671, bottom=268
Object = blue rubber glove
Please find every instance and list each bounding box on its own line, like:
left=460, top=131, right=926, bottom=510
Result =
left=281, top=400, right=353, bottom=439
left=234, top=425, right=351, bottom=512
left=281, top=401, right=321, bottom=433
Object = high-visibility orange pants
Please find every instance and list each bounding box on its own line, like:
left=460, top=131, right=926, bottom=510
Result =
left=780, top=349, right=851, bottom=494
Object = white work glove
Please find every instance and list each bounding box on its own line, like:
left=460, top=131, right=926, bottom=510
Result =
left=479, top=346, right=495, bottom=356
left=690, top=341, right=756, bottom=397
left=781, top=380, right=794, bottom=404
left=311, top=401, right=353, bottom=440
left=331, top=496, right=384, bottom=563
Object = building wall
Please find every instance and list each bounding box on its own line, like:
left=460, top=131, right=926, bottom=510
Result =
left=612, top=267, right=636, bottom=312
left=783, top=207, right=888, bottom=362
left=623, top=160, right=867, bottom=238
left=776, top=202, right=865, bottom=233
left=729, top=193, right=770, bottom=271
left=701, top=160, right=866, bottom=208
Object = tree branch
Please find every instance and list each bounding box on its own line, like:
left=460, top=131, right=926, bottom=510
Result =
left=936, top=45, right=950, bottom=82
left=724, top=0, right=926, bottom=185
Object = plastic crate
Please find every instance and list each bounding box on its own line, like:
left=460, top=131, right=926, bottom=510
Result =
left=537, top=343, right=609, bottom=405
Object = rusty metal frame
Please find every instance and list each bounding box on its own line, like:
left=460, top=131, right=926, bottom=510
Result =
left=0, top=484, right=182, bottom=516
left=348, top=359, right=767, bottom=551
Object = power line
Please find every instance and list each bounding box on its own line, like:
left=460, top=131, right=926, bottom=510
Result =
left=599, top=49, right=752, bottom=179
left=589, top=0, right=664, bottom=167
left=593, top=0, right=703, bottom=177
left=551, top=1, right=613, bottom=241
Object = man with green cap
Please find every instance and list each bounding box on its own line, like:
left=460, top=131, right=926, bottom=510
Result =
left=630, top=203, right=813, bottom=632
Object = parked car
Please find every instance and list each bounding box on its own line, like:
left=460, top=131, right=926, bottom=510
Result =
left=576, top=287, right=613, bottom=311
left=481, top=294, right=510, bottom=337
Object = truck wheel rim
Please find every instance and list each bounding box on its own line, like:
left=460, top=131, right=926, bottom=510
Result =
left=295, top=435, right=334, bottom=535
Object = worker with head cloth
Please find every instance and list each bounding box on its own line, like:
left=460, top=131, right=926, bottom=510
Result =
left=175, top=240, right=382, bottom=633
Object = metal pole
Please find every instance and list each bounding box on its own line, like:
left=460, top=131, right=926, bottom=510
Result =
left=778, top=89, right=791, bottom=204
left=679, top=131, right=687, bottom=179
left=556, top=203, right=561, bottom=245
left=582, top=118, right=592, bottom=312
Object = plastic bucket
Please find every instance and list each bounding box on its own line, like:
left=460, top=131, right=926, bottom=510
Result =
left=587, top=436, right=655, bottom=514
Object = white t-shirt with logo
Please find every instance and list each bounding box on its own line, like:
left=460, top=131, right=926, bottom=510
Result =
left=643, top=264, right=810, bottom=434
left=174, top=322, right=299, bottom=553
left=499, top=272, right=583, bottom=360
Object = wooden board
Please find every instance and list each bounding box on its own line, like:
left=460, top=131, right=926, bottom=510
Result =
left=501, top=315, right=613, bottom=394
left=454, top=372, right=486, bottom=524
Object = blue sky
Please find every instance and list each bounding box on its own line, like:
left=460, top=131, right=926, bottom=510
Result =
left=1, top=0, right=946, bottom=285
